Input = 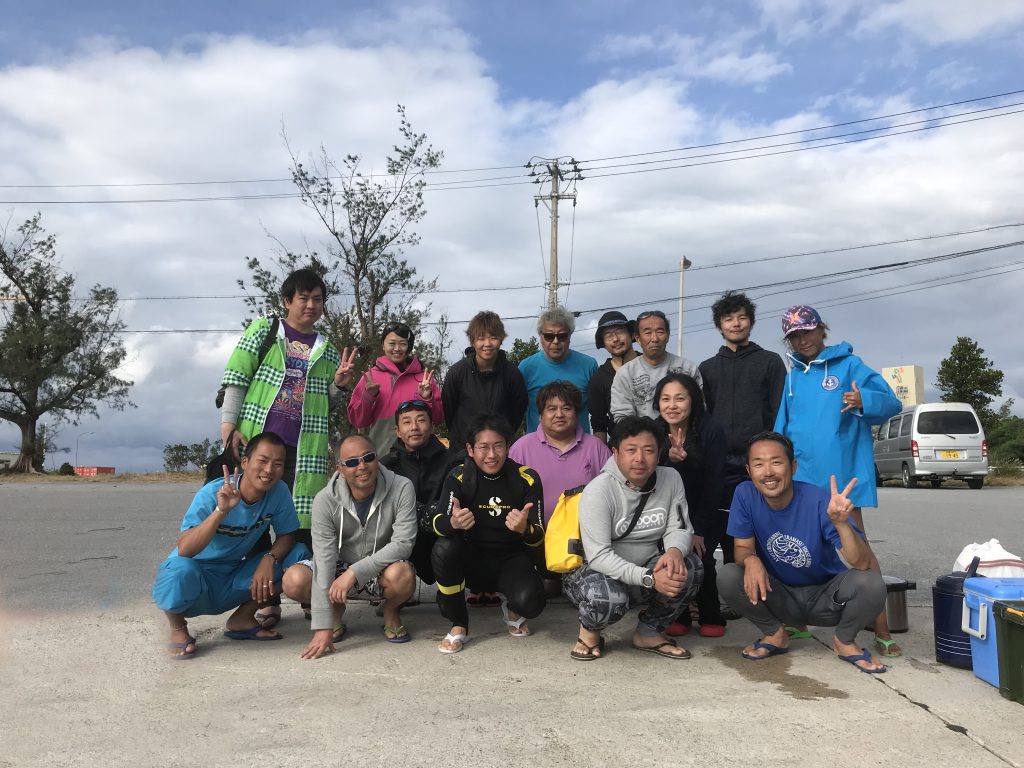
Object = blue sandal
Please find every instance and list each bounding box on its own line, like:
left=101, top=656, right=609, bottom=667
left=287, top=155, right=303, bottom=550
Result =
left=742, top=640, right=789, bottom=660
left=838, top=647, right=887, bottom=674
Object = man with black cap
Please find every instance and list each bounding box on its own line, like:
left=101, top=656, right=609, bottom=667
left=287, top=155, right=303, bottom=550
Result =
left=588, top=311, right=639, bottom=444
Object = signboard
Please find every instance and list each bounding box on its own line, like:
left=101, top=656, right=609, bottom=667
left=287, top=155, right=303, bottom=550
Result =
left=882, top=366, right=924, bottom=407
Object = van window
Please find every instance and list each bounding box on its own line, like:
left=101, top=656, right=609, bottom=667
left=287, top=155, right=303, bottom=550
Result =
left=876, top=422, right=888, bottom=441
left=886, top=416, right=901, bottom=438
left=918, top=411, right=981, bottom=435
left=899, top=414, right=913, bottom=437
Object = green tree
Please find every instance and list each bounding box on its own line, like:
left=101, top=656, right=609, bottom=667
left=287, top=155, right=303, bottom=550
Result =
left=987, top=400, right=1024, bottom=466
left=239, top=106, right=449, bottom=434
left=506, top=337, right=540, bottom=368
left=163, top=438, right=222, bottom=472
left=0, top=215, right=133, bottom=473
left=935, top=337, right=1004, bottom=431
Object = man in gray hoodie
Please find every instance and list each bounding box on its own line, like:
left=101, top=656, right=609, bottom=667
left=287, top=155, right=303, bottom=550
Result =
left=281, top=435, right=418, bottom=660
left=563, top=415, right=703, bottom=661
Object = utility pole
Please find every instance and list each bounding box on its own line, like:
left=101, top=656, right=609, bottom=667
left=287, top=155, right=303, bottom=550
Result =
left=531, top=157, right=581, bottom=310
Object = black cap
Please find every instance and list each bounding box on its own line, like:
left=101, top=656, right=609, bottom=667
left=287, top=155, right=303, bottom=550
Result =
left=595, top=311, right=636, bottom=349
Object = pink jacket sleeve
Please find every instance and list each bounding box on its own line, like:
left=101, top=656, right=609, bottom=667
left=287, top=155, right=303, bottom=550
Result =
left=347, top=369, right=381, bottom=428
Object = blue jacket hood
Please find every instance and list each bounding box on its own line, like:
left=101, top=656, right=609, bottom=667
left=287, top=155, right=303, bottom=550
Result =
left=787, top=341, right=853, bottom=371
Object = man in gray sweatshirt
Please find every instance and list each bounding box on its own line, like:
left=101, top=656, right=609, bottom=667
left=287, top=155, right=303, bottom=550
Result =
left=610, top=310, right=702, bottom=421
left=563, top=415, right=703, bottom=661
left=281, top=435, right=418, bottom=660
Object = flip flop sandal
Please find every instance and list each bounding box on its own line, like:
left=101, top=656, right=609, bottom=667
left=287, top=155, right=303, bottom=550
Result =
left=254, top=607, right=281, bottom=630
left=570, top=636, right=605, bottom=661
left=499, top=597, right=532, bottom=637
left=223, top=626, right=283, bottom=641
left=438, top=632, right=469, bottom=654
left=873, top=635, right=903, bottom=657
left=383, top=624, right=411, bottom=643
left=785, top=626, right=813, bottom=639
left=839, top=647, right=887, bottom=674
left=742, top=640, right=790, bottom=660
left=167, top=637, right=197, bottom=660
left=635, top=640, right=692, bottom=660
left=332, top=623, right=348, bottom=644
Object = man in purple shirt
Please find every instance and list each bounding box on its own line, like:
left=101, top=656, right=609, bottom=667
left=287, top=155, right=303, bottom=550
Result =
left=510, top=380, right=611, bottom=595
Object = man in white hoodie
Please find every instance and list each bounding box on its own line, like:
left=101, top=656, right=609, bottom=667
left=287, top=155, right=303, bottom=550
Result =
left=282, top=435, right=418, bottom=660
left=563, top=415, right=703, bottom=661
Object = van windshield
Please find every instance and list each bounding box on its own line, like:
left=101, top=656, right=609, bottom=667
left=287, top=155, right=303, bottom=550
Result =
left=917, top=411, right=980, bottom=435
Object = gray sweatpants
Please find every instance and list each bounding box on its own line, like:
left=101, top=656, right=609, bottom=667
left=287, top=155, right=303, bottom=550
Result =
left=717, top=563, right=886, bottom=644
left=563, top=552, right=703, bottom=637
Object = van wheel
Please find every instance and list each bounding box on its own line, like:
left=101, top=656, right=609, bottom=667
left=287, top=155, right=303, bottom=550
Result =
left=967, top=478, right=984, bottom=490
left=901, top=463, right=917, bottom=489
left=875, top=465, right=883, bottom=488
left=930, top=479, right=942, bottom=489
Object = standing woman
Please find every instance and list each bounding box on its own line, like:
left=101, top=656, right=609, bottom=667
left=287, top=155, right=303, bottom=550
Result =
left=348, top=322, right=444, bottom=455
left=774, top=305, right=902, bottom=656
left=654, top=372, right=728, bottom=637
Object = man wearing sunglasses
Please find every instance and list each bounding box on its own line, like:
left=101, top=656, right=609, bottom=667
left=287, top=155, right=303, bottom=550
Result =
left=518, top=306, right=598, bottom=434
left=380, top=399, right=465, bottom=584
left=281, top=435, right=418, bottom=659
left=610, top=310, right=702, bottom=422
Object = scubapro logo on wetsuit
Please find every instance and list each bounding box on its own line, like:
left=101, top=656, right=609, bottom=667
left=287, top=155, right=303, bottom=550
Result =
left=487, top=496, right=503, bottom=516
left=766, top=532, right=811, bottom=568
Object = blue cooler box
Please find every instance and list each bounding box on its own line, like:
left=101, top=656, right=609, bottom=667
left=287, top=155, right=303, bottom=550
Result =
left=962, top=577, right=1024, bottom=687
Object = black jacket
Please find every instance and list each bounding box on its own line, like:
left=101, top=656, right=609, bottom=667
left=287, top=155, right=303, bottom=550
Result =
left=657, top=416, right=727, bottom=537
left=441, top=348, right=528, bottom=448
left=380, top=434, right=465, bottom=506
left=698, top=342, right=786, bottom=458
left=587, top=358, right=617, bottom=437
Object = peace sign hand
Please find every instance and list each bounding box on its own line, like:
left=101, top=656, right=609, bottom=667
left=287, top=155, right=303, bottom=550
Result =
left=841, top=381, right=862, bottom=413
left=362, top=370, right=380, bottom=397
left=216, top=464, right=242, bottom=514
left=418, top=369, right=434, bottom=399
left=826, top=475, right=857, bottom=524
left=334, top=347, right=359, bottom=389
left=668, top=432, right=687, bottom=463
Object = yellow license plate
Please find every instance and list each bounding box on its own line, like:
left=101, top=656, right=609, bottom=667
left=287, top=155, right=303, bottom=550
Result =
left=940, top=450, right=962, bottom=460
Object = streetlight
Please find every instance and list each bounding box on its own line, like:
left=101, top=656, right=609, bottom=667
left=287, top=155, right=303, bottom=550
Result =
left=75, top=431, right=95, bottom=469
left=677, top=256, right=692, bottom=357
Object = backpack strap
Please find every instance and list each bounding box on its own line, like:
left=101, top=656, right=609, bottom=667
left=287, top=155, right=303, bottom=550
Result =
left=611, top=477, right=655, bottom=542
left=257, top=317, right=280, bottom=364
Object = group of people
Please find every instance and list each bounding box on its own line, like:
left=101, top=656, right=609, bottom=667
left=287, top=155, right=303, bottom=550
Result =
left=153, top=267, right=903, bottom=675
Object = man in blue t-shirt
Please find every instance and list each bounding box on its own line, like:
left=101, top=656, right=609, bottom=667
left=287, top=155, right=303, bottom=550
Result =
left=152, top=432, right=310, bottom=659
left=717, top=431, right=888, bottom=674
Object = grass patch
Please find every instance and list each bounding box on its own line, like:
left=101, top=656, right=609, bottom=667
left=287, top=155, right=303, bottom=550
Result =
left=0, top=470, right=203, bottom=484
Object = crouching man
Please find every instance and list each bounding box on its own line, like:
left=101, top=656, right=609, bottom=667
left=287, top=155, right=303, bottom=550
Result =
left=717, top=431, right=888, bottom=673
left=152, top=431, right=309, bottom=658
left=564, top=416, right=703, bottom=661
left=282, top=435, right=418, bottom=659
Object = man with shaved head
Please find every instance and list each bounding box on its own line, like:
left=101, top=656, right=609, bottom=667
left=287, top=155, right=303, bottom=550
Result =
left=281, top=434, right=418, bottom=659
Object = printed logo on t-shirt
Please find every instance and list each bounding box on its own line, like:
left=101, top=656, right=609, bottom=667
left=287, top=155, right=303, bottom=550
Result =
left=486, top=496, right=503, bottom=516
left=766, top=532, right=812, bottom=568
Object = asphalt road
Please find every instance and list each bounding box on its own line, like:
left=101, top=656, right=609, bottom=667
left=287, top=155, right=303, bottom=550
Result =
left=1, top=480, right=1022, bottom=768
left=0, top=481, right=1019, bottom=614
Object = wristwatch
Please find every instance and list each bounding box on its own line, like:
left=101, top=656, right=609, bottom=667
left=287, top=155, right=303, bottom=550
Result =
left=641, top=569, right=655, bottom=589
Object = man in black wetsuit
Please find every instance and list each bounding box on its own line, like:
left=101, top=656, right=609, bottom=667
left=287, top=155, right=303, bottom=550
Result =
left=431, top=413, right=546, bottom=654
left=379, top=398, right=464, bottom=585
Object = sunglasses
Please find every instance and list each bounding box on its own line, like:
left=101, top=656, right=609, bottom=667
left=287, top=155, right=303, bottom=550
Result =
left=541, top=332, right=570, bottom=342
left=340, top=451, right=377, bottom=468
left=636, top=310, right=667, bottom=323
left=396, top=399, right=430, bottom=415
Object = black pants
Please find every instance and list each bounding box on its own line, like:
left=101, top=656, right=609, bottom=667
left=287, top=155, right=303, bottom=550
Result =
left=432, top=537, right=546, bottom=630
left=692, top=522, right=726, bottom=625
left=410, top=530, right=437, bottom=585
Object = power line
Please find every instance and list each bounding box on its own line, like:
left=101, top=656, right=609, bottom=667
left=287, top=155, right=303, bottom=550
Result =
left=6, top=92, right=1023, bottom=204
left=114, top=239, right=1021, bottom=333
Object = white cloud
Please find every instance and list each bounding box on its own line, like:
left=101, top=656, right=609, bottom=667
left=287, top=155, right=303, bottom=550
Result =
left=2, top=18, right=1023, bottom=470
left=857, top=0, right=1024, bottom=43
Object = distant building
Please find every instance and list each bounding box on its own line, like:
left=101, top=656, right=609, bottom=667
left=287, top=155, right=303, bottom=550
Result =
left=0, top=452, right=20, bottom=470
left=882, top=365, right=925, bottom=407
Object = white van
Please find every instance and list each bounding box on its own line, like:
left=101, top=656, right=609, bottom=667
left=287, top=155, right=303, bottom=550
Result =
left=873, top=402, right=988, bottom=489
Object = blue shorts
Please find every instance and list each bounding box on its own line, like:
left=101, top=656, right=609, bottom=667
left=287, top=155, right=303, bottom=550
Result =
left=152, top=543, right=309, bottom=617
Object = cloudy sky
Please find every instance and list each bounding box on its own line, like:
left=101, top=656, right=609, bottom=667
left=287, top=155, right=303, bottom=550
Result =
left=1, top=0, right=1022, bottom=471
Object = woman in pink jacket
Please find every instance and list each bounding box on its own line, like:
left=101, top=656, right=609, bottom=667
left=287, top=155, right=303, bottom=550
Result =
left=347, top=322, right=444, bottom=454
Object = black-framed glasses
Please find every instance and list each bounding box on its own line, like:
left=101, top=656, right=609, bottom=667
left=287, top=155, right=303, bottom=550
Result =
left=541, top=331, right=570, bottom=342
left=340, top=451, right=377, bottom=468
left=396, top=399, right=429, bottom=415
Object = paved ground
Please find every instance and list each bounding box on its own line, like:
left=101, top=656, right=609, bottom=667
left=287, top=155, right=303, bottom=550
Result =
left=1, top=481, right=1022, bottom=767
